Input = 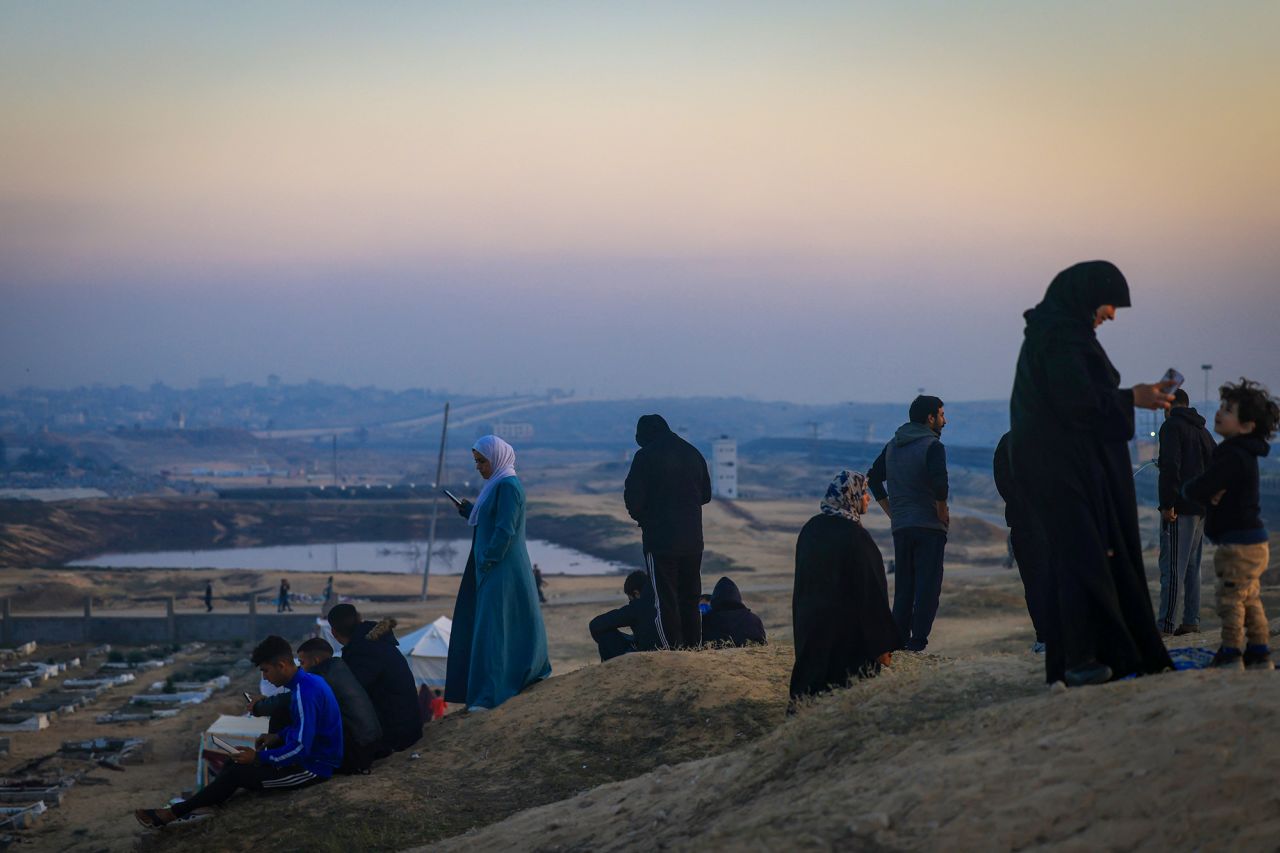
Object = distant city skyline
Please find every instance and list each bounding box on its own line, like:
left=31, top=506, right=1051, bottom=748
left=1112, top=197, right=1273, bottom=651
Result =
left=2, top=2, right=1277, bottom=402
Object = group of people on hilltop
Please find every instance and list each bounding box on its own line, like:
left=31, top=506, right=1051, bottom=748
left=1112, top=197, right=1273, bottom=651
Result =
left=135, top=260, right=1276, bottom=828
left=588, top=413, right=766, bottom=660
left=136, top=599, right=426, bottom=827
left=992, top=261, right=1276, bottom=685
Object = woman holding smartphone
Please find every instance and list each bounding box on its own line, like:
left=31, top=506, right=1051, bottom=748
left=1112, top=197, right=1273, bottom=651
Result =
left=444, top=435, right=551, bottom=711
left=1009, top=260, right=1175, bottom=688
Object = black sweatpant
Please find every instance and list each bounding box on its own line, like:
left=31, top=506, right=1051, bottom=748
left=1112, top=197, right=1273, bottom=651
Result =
left=645, top=551, right=703, bottom=649
left=891, top=528, right=947, bottom=651
left=171, top=762, right=325, bottom=817
left=1010, top=520, right=1050, bottom=643
left=594, top=629, right=637, bottom=662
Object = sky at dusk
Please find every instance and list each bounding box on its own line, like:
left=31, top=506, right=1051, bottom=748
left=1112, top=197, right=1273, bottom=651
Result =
left=2, top=2, right=1277, bottom=403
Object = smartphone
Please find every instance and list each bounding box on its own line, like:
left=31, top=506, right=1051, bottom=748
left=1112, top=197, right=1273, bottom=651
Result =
left=1161, top=367, right=1185, bottom=390
left=443, top=489, right=463, bottom=507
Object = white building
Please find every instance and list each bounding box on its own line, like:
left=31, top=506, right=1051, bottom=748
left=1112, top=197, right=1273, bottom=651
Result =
left=711, top=436, right=738, bottom=499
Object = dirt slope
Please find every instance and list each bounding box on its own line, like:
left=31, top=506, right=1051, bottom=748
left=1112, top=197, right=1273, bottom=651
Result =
left=148, top=643, right=793, bottom=852
left=428, top=656, right=1280, bottom=852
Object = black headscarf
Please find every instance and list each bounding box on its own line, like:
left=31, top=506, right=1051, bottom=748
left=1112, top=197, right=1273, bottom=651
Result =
left=1034, top=260, right=1131, bottom=325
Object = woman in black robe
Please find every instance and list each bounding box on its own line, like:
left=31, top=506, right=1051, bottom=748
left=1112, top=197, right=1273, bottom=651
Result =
left=1009, top=260, right=1174, bottom=686
left=789, top=470, right=902, bottom=709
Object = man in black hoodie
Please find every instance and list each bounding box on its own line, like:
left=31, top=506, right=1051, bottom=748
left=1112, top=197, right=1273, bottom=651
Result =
left=327, top=604, right=423, bottom=753
left=623, top=414, right=712, bottom=649
left=588, top=570, right=660, bottom=661
left=1155, top=388, right=1217, bottom=636
left=700, top=576, right=767, bottom=647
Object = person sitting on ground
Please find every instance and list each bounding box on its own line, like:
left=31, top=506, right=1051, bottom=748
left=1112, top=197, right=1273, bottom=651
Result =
left=789, top=471, right=901, bottom=712
left=327, top=604, right=423, bottom=753
left=700, top=577, right=767, bottom=647
left=1183, top=378, right=1278, bottom=671
left=134, top=635, right=342, bottom=828
left=588, top=570, right=660, bottom=661
left=251, top=638, right=383, bottom=774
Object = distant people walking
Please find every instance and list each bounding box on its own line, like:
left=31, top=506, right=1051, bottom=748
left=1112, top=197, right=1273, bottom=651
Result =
left=624, top=414, right=712, bottom=650
left=204, top=580, right=214, bottom=613
left=790, top=471, right=901, bottom=710
left=1009, top=260, right=1174, bottom=686
left=277, top=578, right=292, bottom=612
left=588, top=570, right=661, bottom=661
left=1156, top=388, right=1217, bottom=636
left=867, top=395, right=950, bottom=651
left=993, top=432, right=1050, bottom=652
left=327, top=605, right=423, bottom=752
left=445, top=436, right=551, bottom=711
left=700, top=577, right=767, bottom=647
left=1183, top=379, right=1278, bottom=670
left=322, top=575, right=335, bottom=612
left=533, top=564, right=548, bottom=604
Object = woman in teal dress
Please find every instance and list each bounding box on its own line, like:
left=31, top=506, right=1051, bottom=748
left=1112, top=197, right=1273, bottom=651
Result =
left=444, top=435, right=551, bottom=710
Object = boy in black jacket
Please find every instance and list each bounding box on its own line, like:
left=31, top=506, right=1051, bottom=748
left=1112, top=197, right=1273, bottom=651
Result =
left=1183, top=378, right=1279, bottom=671
left=588, top=571, right=659, bottom=661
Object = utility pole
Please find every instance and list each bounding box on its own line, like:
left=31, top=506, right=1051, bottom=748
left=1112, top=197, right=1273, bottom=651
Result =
left=421, top=402, right=451, bottom=601
left=1201, top=364, right=1213, bottom=410
left=331, top=434, right=338, bottom=485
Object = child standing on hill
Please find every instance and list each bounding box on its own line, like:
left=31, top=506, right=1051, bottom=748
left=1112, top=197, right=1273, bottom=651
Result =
left=1183, top=379, right=1279, bottom=671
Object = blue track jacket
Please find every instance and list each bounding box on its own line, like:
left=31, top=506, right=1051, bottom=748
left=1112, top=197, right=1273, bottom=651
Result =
left=257, top=668, right=343, bottom=776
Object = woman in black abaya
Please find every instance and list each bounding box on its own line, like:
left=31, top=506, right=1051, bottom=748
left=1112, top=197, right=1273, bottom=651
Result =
left=789, top=471, right=901, bottom=709
left=1009, top=260, right=1174, bottom=686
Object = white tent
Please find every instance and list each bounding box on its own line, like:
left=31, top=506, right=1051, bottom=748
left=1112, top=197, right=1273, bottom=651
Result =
left=396, top=616, right=452, bottom=688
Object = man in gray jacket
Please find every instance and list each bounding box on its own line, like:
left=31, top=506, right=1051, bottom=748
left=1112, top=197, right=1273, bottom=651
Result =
left=868, top=395, right=950, bottom=651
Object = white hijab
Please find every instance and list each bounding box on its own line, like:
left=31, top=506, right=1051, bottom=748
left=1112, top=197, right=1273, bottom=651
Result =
left=469, top=435, right=517, bottom=526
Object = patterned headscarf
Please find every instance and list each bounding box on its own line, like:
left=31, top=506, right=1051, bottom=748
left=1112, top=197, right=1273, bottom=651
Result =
left=820, top=470, right=867, bottom=523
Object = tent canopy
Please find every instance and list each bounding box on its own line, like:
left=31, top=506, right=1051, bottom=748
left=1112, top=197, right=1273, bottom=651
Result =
left=396, top=616, right=452, bottom=689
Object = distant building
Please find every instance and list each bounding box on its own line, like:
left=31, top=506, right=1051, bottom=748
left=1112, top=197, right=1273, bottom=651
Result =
left=490, top=421, right=535, bottom=442
left=711, top=436, right=738, bottom=499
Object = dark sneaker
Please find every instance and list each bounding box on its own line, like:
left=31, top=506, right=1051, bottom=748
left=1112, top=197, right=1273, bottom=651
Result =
left=1243, top=646, right=1275, bottom=671
left=1210, top=647, right=1245, bottom=670
left=1065, top=661, right=1113, bottom=687
left=1173, top=624, right=1200, bottom=636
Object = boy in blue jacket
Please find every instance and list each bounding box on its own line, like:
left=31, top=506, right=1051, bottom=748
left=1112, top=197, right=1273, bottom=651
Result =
left=135, top=635, right=343, bottom=828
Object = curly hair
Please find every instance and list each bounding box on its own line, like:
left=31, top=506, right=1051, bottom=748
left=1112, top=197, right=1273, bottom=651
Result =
left=1220, top=378, right=1280, bottom=440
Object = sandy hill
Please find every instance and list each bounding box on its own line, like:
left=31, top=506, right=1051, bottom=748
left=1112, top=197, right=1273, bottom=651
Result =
left=154, top=644, right=793, bottom=852
left=141, top=639, right=1280, bottom=853
left=430, top=651, right=1280, bottom=852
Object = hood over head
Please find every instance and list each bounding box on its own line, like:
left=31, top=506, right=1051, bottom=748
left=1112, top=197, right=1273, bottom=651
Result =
left=710, top=576, right=745, bottom=610
left=635, top=414, right=673, bottom=448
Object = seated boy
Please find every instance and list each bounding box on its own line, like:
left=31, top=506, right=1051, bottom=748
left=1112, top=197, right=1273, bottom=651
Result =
left=588, top=570, right=660, bottom=661
left=134, top=635, right=343, bottom=828
left=1183, top=378, right=1278, bottom=670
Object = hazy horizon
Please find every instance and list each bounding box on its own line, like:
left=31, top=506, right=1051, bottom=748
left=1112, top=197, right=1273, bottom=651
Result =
left=3, top=2, right=1277, bottom=403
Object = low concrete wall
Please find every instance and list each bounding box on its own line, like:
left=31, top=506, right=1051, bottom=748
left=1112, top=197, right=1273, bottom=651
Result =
left=1, top=598, right=317, bottom=645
